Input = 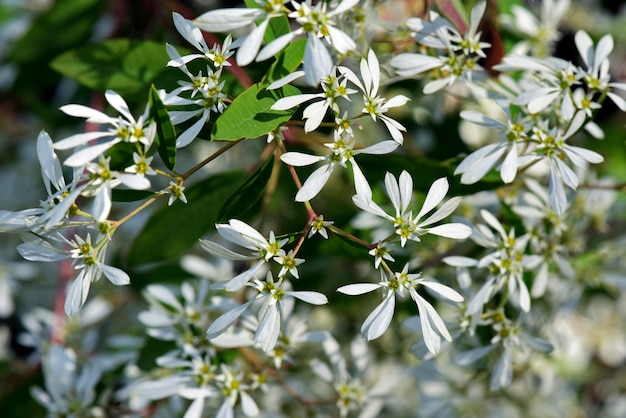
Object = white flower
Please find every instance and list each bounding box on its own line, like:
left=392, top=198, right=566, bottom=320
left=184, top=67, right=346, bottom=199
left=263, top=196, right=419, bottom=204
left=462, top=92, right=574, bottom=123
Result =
left=308, top=215, right=333, bottom=239
left=445, top=210, right=542, bottom=314
left=391, top=1, right=490, bottom=93
left=54, top=90, right=151, bottom=167
left=455, top=106, right=532, bottom=184
left=337, top=264, right=463, bottom=354
left=501, top=0, right=570, bottom=57
left=169, top=13, right=235, bottom=69
left=529, top=113, right=604, bottom=214
left=574, top=30, right=626, bottom=111
left=161, top=181, right=187, bottom=206
left=163, top=67, right=227, bottom=148
left=339, top=49, right=409, bottom=143
left=206, top=273, right=327, bottom=352
left=17, top=232, right=130, bottom=316
left=353, top=172, right=472, bottom=246
left=281, top=129, right=399, bottom=202
left=31, top=344, right=103, bottom=417
left=200, top=219, right=287, bottom=291
left=271, top=66, right=357, bottom=132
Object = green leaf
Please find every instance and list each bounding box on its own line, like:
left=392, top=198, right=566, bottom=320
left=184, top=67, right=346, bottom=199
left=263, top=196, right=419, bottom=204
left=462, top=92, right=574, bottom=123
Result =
left=265, top=38, right=306, bottom=83
left=212, top=83, right=300, bottom=141
left=50, top=39, right=169, bottom=94
left=149, top=85, right=177, bottom=170
left=218, top=155, right=275, bottom=220
left=127, top=171, right=243, bottom=265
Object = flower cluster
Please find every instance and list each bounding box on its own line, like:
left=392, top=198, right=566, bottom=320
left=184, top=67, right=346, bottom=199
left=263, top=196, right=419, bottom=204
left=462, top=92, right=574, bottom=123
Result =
left=1, top=0, right=625, bottom=417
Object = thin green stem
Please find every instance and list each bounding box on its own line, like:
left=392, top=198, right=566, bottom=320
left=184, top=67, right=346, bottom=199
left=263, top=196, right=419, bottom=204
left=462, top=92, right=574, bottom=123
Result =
left=181, top=139, right=244, bottom=180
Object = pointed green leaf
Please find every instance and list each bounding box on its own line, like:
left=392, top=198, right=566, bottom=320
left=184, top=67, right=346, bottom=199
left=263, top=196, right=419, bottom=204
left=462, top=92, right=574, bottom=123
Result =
left=50, top=39, right=169, bottom=94
left=212, top=83, right=299, bottom=141
left=127, top=171, right=243, bottom=265
left=149, top=85, right=177, bottom=170
left=218, top=155, right=275, bottom=220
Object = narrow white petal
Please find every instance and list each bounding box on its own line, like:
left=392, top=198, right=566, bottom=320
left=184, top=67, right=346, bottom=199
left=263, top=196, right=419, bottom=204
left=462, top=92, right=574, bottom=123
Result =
left=240, top=391, right=259, bottom=417
left=257, top=32, right=296, bottom=62
left=199, top=240, right=257, bottom=261
left=500, top=145, right=518, bottom=184
left=490, top=349, right=512, bottom=390
left=574, top=30, right=593, bottom=69
left=420, top=280, right=464, bottom=302
left=289, top=291, right=328, bottom=305
left=280, top=152, right=325, bottom=166
left=225, top=261, right=265, bottom=291
left=358, top=140, right=400, bottom=155
left=295, top=165, right=333, bottom=202
left=194, top=8, right=263, bottom=32
left=53, top=131, right=112, bottom=150
left=105, top=90, right=134, bottom=123
left=443, top=256, right=478, bottom=267
left=548, top=165, right=567, bottom=215
left=176, top=110, right=208, bottom=148
left=337, top=283, right=382, bottom=295
left=416, top=177, right=449, bottom=220
left=427, top=223, right=472, bottom=239
left=63, top=141, right=118, bottom=167
left=206, top=299, right=254, bottom=339
left=100, top=264, right=130, bottom=285
left=255, top=304, right=280, bottom=351
left=304, top=35, right=332, bottom=86
left=59, top=104, right=115, bottom=124
left=454, top=344, right=497, bottom=365
left=362, top=296, right=395, bottom=340
left=272, top=94, right=322, bottom=110
left=236, top=17, right=270, bottom=66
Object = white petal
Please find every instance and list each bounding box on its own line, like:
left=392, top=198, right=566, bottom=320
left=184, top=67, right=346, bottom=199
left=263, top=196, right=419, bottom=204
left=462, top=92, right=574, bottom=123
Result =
left=289, top=291, right=328, bottom=305
left=255, top=304, right=280, bottom=351
left=500, top=145, right=518, bottom=184
left=176, top=110, right=208, bottom=148
left=280, top=152, right=325, bottom=166
left=548, top=165, right=567, bottom=215
left=105, top=90, right=134, bottom=123
left=490, top=349, right=512, bottom=390
left=358, top=140, right=400, bottom=155
left=257, top=32, right=296, bottom=62
left=362, top=296, right=395, bottom=340
left=455, top=344, right=496, bottom=366
left=225, top=261, right=265, bottom=291
left=199, top=240, right=257, bottom=261
left=92, top=186, right=112, bottom=222
left=304, top=35, right=332, bottom=86
left=194, top=8, right=263, bottom=32
left=295, top=165, right=333, bottom=202
left=236, top=17, right=270, bottom=66
left=420, top=280, right=464, bottom=302
left=427, top=223, right=472, bottom=239
left=100, top=264, right=130, bottom=285
left=240, top=391, right=259, bottom=417
left=59, top=104, right=116, bottom=124
left=416, top=177, right=448, bottom=220
left=144, top=284, right=183, bottom=311
left=65, top=271, right=91, bottom=316
left=206, top=299, right=254, bottom=339
left=337, top=283, right=382, bottom=295
left=64, top=140, right=118, bottom=167
left=267, top=71, right=305, bottom=89
left=53, top=131, right=112, bottom=150
left=443, top=256, right=478, bottom=267
left=272, top=93, right=322, bottom=110
left=327, top=26, right=356, bottom=54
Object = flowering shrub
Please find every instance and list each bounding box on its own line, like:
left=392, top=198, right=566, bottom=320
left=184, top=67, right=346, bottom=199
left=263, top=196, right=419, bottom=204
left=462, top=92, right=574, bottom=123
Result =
left=1, top=0, right=626, bottom=416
